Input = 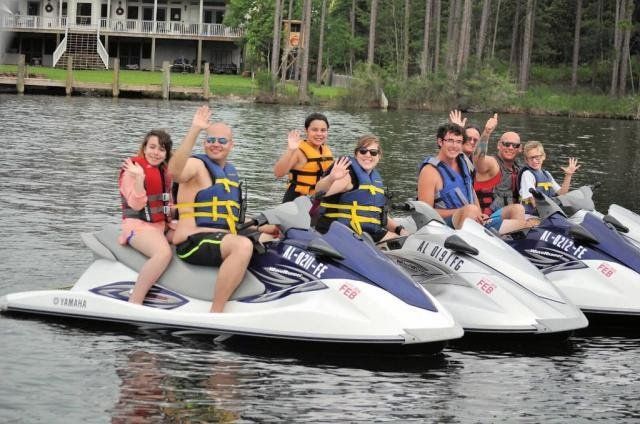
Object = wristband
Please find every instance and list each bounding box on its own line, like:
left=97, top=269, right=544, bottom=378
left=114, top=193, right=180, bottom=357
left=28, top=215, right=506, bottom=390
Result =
left=394, top=225, right=404, bottom=235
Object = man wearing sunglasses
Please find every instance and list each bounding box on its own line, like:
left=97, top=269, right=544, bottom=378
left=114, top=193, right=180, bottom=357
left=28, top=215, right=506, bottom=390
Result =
left=169, top=105, right=274, bottom=313
left=449, top=110, right=531, bottom=233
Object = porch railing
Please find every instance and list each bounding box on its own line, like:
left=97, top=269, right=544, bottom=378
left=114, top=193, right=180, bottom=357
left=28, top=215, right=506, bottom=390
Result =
left=1, top=14, right=243, bottom=38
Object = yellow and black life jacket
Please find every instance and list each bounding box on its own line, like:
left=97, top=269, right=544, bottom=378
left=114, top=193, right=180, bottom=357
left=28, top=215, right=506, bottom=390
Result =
left=287, top=140, right=333, bottom=196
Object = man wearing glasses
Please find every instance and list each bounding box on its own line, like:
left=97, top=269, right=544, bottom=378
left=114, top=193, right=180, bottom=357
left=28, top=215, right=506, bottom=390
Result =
left=169, top=105, right=274, bottom=313
left=417, top=123, right=485, bottom=229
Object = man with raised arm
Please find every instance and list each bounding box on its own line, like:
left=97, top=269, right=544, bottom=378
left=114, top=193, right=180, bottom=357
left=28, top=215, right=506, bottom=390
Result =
left=169, top=105, right=254, bottom=313
left=449, top=110, right=531, bottom=232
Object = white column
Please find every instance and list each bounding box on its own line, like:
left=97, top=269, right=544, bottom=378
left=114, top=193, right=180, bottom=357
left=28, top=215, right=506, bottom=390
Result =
left=153, top=0, right=157, bottom=32
left=198, top=0, right=203, bottom=34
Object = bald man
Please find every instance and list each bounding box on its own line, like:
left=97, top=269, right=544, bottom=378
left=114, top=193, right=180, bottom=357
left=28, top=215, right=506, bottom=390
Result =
left=169, top=105, right=254, bottom=313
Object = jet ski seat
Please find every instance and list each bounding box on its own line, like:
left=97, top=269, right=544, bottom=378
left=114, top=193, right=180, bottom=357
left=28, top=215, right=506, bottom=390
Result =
left=83, top=225, right=266, bottom=302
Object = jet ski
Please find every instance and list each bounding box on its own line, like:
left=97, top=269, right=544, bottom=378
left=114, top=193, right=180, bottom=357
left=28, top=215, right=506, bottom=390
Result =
left=382, top=200, right=587, bottom=336
left=555, top=185, right=640, bottom=250
left=502, top=189, right=640, bottom=319
left=0, top=197, right=463, bottom=353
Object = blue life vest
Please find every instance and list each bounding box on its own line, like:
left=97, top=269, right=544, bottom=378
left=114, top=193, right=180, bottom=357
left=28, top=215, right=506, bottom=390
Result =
left=319, top=157, right=387, bottom=236
left=420, top=154, right=475, bottom=209
left=519, top=166, right=555, bottom=215
left=177, top=154, right=242, bottom=233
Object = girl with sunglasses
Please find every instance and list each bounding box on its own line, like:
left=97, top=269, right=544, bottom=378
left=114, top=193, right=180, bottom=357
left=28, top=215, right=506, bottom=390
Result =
left=273, top=113, right=334, bottom=202
left=118, top=129, right=175, bottom=304
left=314, top=135, right=407, bottom=242
left=518, top=140, right=581, bottom=214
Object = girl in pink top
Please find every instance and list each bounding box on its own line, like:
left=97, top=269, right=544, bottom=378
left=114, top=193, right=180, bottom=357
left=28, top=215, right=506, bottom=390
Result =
left=119, top=130, right=174, bottom=304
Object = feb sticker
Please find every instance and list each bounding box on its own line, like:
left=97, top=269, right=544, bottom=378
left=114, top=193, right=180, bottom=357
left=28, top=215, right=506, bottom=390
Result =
left=597, top=262, right=616, bottom=278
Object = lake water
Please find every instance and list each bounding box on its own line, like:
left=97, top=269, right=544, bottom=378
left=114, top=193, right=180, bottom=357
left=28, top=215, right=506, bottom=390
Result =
left=1, top=94, right=639, bottom=423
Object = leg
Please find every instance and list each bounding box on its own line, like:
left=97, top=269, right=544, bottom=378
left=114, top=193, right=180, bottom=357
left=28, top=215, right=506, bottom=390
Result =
left=497, top=204, right=531, bottom=234
left=211, top=234, right=253, bottom=313
left=452, top=204, right=482, bottom=229
left=128, top=230, right=173, bottom=304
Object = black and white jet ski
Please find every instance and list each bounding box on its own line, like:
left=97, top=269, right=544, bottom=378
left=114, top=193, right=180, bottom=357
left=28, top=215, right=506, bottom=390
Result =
left=0, top=197, right=463, bottom=353
left=503, top=189, right=640, bottom=319
left=382, top=200, right=587, bottom=336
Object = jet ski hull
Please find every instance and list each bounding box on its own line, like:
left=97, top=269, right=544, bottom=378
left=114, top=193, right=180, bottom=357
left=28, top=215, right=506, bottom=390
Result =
left=385, top=205, right=587, bottom=336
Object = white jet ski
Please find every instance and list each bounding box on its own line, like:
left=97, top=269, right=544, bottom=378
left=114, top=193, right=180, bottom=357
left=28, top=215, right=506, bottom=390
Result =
left=382, top=201, right=588, bottom=336
left=0, top=197, right=463, bottom=353
left=504, top=189, right=640, bottom=320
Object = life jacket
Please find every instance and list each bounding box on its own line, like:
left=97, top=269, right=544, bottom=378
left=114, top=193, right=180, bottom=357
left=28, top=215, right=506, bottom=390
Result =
left=474, top=171, right=501, bottom=216
left=120, top=156, right=171, bottom=223
left=288, top=140, right=333, bottom=196
left=175, top=154, right=243, bottom=234
left=319, top=157, right=387, bottom=236
left=420, top=154, right=475, bottom=209
left=474, top=156, right=520, bottom=213
left=518, top=166, right=555, bottom=214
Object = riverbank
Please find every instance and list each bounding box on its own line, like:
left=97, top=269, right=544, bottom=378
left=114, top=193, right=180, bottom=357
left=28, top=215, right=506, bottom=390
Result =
left=1, top=63, right=638, bottom=120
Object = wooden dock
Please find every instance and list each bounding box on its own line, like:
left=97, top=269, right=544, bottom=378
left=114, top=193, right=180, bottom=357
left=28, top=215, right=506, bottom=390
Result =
left=0, top=55, right=211, bottom=100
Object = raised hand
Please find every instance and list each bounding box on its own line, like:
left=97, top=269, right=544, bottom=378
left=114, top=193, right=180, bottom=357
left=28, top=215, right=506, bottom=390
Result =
left=192, top=105, right=211, bottom=131
left=483, top=113, right=498, bottom=135
left=561, top=157, right=581, bottom=175
left=449, top=110, right=467, bottom=127
left=122, top=158, right=144, bottom=179
left=329, top=156, right=351, bottom=181
left=287, top=129, right=302, bottom=150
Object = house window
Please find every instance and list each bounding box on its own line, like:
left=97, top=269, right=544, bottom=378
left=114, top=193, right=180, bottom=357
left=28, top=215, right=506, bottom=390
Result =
left=143, top=7, right=153, bottom=21
left=215, top=11, right=224, bottom=24
left=127, top=6, right=139, bottom=19
left=170, top=8, right=181, bottom=21
left=77, top=3, right=92, bottom=25
left=156, top=8, right=166, bottom=21
left=27, top=2, right=40, bottom=16
left=101, top=4, right=107, bottom=18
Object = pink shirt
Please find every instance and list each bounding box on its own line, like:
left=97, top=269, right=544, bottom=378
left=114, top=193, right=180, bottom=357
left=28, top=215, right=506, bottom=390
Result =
left=118, top=172, right=170, bottom=245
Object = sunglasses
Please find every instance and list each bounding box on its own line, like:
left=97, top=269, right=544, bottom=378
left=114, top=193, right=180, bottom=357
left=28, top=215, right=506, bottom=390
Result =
left=205, top=136, right=229, bottom=145
left=357, top=148, right=380, bottom=157
left=501, top=141, right=521, bottom=149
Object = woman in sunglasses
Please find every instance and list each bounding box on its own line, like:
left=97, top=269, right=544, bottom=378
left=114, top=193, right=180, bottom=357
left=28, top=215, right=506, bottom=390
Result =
left=118, top=129, right=174, bottom=304
left=273, top=113, right=334, bottom=202
left=518, top=140, right=580, bottom=214
left=314, top=135, right=407, bottom=242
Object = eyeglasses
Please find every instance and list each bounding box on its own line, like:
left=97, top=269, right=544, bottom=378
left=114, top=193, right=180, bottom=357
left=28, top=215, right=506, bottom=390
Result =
left=357, top=148, right=380, bottom=157
left=442, top=138, right=463, bottom=145
left=465, top=136, right=479, bottom=143
left=501, top=141, right=521, bottom=149
left=527, top=154, right=544, bottom=161
left=205, top=136, right=229, bottom=145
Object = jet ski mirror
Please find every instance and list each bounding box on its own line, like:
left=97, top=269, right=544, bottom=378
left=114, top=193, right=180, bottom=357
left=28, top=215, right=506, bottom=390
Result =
left=394, top=200, right=446, bottom=229
left=568, top=225, right=599, bottom=245
left=603, top=214, right=629, bottom=233
left=444, top=234, right=479, bottom=256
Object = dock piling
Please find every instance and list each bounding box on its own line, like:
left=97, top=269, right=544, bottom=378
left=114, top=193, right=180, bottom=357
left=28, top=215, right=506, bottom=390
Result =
left=16, top=54, right=25, bottom=94
left=162, top=61, right=170, bottom=100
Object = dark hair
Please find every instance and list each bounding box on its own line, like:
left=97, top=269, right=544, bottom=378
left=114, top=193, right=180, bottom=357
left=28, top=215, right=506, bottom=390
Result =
left=138, top=129, right=173, bottom=163
left=304, top=112, right=330, bottom=129
left=436, top=123, right=466, bottom=141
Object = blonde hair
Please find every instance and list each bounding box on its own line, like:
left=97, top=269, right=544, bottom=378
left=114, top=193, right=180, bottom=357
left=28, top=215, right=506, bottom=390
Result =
left=523, top=140, right=546, bottom=159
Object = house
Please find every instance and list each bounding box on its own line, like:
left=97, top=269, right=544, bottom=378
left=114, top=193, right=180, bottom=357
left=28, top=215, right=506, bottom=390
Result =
left=0, top=0, right=243, bottom=72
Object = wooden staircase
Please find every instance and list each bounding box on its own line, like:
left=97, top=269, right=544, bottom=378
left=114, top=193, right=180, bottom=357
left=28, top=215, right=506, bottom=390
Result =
left=56, top=32, right=106, bottom=70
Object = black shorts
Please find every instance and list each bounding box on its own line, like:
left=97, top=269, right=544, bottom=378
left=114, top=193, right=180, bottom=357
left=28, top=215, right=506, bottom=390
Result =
left=176, top=232, right=226, bottom=267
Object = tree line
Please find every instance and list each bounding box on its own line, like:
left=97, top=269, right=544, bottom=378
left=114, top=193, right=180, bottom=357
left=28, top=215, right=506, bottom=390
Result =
left=225, top=0, right=639, bottom=105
